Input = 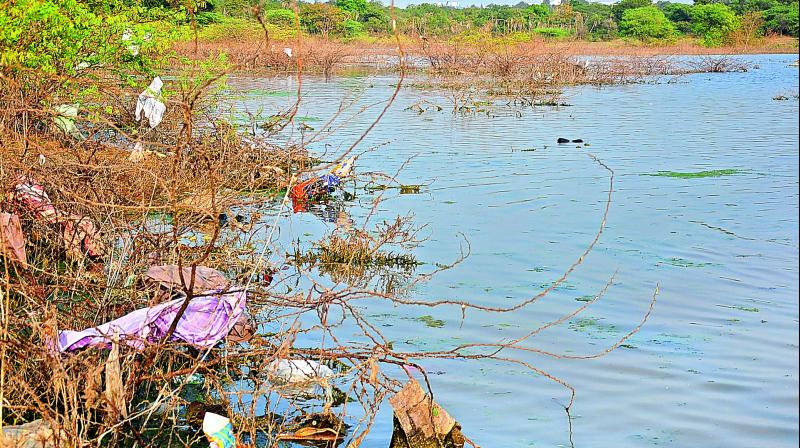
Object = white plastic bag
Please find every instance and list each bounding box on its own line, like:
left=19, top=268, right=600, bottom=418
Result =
left=135, top=77, right=166, bottom=129
left=268, top=359, right=333, bottom=384
left=53, top=104, right=84, bottom=140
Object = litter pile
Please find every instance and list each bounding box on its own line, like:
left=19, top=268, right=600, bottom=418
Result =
left=290, top=157, right=355, bottom=212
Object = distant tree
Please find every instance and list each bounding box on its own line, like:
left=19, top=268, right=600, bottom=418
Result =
left=691, top=3, right=740, bottom=44
left=336, top=0, right=369, bottom=20
left=572, top=0, right=616, bottom=38
left=264, top=8, right=295, bottom=28
left=612, top=0, right=653, bottom=22
left=619, top=5, right=676, bottom=39
left=761, top=1, right=799, bottom=35
left=300, top=2, right=347, bottom=36
left=661, top=2, right=695, bottom=32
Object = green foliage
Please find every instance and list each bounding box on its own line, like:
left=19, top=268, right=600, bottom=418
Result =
left=533, top=27, right=573, bottom=38
left=336, top=0, right=369, bottom=19
left=572, top=0, right=617, bottom=39
left=762, top=1, right=799, bottom=35
left=300, top=2, right=347, bottom=35
left=660, top=2, right=695, bottom=32
left=526, top=3, right=552, bottom=18
left=612, top=0, right=654, bottom=21
left=619, top=6, right=677, bottom=40
left=0, top=0, right=170, bottom=76
left=691, top=3, right=740, bottom=45
left=265, top=8, right=296, bottom=27
left=341, top=18, right=365, bottom=37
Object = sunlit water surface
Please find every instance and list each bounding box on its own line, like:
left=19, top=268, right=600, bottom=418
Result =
left=221, top=54, right=799, bottom=448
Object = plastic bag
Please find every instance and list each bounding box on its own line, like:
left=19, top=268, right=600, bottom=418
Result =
left=135, top=77, right=166, bottom=128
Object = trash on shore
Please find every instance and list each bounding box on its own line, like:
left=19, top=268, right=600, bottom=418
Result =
left=144, top=264, right=231, bottom=294
left=203, top=412, right=238, bottom=448
left=52, top=104, right=84, bottom=140
left=9, top=177, right=105, bottom=261
left=135, top=76, right=166, bottom=128
left=388, top=380, right=465, bottom=448
left=57, top=289, right=246, bottom=352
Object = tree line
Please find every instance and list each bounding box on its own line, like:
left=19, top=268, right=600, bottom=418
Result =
left=190, top=0, right=800, bottom=44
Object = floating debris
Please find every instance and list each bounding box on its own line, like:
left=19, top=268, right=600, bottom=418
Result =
left=643, top=169, right=742, bottom=179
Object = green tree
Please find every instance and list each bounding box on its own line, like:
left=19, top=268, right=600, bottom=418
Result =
left=619, top=5, right=677, bottom=40
left=762, top=1, right=799, bottom=35
left=336, top=0, right=369, bottom=20
left=612, top=0, right=653, bottom=22
left=341, top=18, right=365, bottom=37
left=691, top=3, right=740, bottom=45
left=0, top=0, right=162, bottom=76
left=661, top=2, right=695, bottom=32
left=572, top=0, right=616, bottom=39
left=300, top=2, right=347, bottom=36
left=264, top=8, right=295, bottom=28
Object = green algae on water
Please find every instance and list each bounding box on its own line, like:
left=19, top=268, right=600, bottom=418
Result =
left=662, top=257, right=713, bottom=268
left=643, top=169, right=743, bottom=179
left=417, top=315, right=445, bottom=328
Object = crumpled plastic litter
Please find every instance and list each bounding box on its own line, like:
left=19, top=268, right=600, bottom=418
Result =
left=9, top=177, right=105, bottom=260
left=57, top=289, right=247, bottom=352
left=268, top=359, right=334, bottom=384
left=329, top=156, right=355, bottom=178
left=52, top=104, right=84, bottom=140
left=144, top=264, right=230, bottom=293
left=135, top=77, right=166, bottom=128
left=283, top=47, right=293, bottom=58
left=203, top=412, right=237, bottom=448
left=0, top=212, right=27, bottom=266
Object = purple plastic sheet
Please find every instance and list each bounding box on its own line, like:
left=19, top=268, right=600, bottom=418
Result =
left=58, top=290, right=246, bottom=352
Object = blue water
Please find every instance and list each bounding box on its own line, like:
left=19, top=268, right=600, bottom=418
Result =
left=224, top=54, right=799, bottom=447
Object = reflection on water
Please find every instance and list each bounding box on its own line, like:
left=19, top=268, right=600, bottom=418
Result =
left=225, top=54, right=799, bottom=448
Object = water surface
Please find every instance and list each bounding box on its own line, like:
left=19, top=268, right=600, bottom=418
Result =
left=225, top=54, right=799, bottom=447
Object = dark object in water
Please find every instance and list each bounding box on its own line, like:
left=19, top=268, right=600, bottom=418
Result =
left=557, top=138, right=570, bottom=143
left=399, top=185, right=421, bottom=194
left=572, top=139, right=584, bottom=143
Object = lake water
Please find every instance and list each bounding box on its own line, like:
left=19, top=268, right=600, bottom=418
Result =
left=224, top=54, right=799, bottom=447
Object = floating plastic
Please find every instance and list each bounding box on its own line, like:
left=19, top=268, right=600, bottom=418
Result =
left=329, top=156, right=355, bottom=178
left=268, top=359, right=334, bottom=384
left=122, top=29, right=139, bottom=56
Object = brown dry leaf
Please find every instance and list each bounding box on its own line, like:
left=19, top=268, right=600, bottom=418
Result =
left=104, top=340, right=128, bottom=420
left=0, top=212, right=27, bottom=266
left=278, top=426, right=340, bottom=441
